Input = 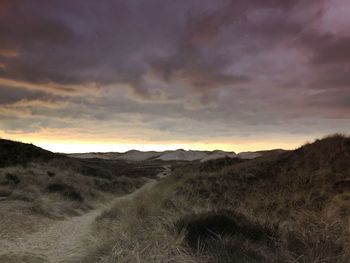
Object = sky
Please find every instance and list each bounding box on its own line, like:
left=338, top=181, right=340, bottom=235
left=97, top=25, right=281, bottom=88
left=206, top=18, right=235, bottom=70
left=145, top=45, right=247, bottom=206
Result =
left=0, top=0, right=349, bottom=153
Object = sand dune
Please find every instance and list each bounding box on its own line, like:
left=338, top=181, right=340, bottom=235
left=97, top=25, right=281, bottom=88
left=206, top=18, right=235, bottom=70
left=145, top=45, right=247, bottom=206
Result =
left=115, top=150, right=164, bottom=161
left=236, top=151, right=262, bottom=159
left=200, top=150, right=237, bottom=162
left=70, top=149, right=263, bottom=162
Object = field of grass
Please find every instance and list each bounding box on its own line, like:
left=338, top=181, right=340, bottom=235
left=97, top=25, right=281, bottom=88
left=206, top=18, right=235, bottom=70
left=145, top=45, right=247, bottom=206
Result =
left=0, top=139, right=164, bottom=219
left=1, top=135, right=349, bottom=262
left=84, top=134, right=350, bottom=262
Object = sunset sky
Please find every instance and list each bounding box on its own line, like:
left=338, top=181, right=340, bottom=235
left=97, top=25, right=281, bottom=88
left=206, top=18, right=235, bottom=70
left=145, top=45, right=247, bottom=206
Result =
left=0, top=0, right=349, bottom=153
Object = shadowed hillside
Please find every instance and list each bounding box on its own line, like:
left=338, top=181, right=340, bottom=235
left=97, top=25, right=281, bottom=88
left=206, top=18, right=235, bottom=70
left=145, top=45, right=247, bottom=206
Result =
left=0, top=139, right=57, bottom=168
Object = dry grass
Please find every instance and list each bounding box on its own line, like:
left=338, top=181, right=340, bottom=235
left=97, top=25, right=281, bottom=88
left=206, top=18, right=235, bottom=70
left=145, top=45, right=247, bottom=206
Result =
left=82, top=179, right=196, bottom=262
left=0, top=139, right=160, bottom=219
left=171, top=134, right=350, bottom=262
left=2, top=135, right=349, bottom=262
left=83, top=134, right=350, bottom=262
left=0, top=164, right=107, bottom=218
left=0, top=253, right=46, bottom=263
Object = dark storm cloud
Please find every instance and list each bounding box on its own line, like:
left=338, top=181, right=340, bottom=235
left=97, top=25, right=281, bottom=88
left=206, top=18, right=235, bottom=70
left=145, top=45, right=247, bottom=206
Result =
left=312, top=36, right=350, bottom=65
left=0, top=0, right=349, bottom=141
left=309, top=67, right=350, bottom=89
left=295, top=21, right=350, bottom=95
left=299, top=32, right=350, bottom=66
left=0, top=0, right=301, bottom=91
left=0, top=0, right=78, bottom=84
left=147, top=0, right=303, bottom=94
left=0, top=86, right=48, bottom=104
left=0, top=0, right=196, bottom=91
left=0, top=0, right=74, bottom=48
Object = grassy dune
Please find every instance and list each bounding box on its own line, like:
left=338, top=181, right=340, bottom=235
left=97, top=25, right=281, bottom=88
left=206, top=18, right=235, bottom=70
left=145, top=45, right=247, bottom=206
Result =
left=86, top=134, right=350, bottom=262
left=0, top=139, right=161, bottom=219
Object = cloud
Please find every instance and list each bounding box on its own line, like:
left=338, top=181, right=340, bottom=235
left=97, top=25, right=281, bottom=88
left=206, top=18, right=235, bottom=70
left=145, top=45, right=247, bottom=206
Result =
left=0, top=0, right=349, bottom=148
left=0, top=85, right=50, bottom=105
left=0, top=0, right=300, bottom=94
left=312, top=36, right=350, bottom=65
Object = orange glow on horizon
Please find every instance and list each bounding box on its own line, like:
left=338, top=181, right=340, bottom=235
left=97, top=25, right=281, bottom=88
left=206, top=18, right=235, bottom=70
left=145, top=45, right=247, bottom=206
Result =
left=0, top=129, right=305, bottom=153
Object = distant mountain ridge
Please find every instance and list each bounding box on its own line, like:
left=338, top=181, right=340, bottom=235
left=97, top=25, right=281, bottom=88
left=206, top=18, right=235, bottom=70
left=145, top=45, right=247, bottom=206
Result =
left=0, top=138, right=285, bottom=163
left=68, top=148, right=274, bottom=162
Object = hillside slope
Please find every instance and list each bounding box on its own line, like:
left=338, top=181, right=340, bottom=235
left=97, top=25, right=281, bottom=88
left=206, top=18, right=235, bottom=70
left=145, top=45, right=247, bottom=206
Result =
left=0, top=139, right=57, bottom=167
left=172, top=134, right=350, bottom=262
left=0, top=139, right=162, bottom=218
left=85, top=134, right=350, bottom=262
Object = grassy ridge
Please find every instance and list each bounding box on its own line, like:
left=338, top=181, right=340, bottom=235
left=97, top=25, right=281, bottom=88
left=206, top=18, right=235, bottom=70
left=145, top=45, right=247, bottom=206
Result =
left=86, top=134, right=350, bottom=262
left=0, top=139, right=162, bottom=219
left=171, top=134, right=350, bottom=261
left=0, top=139, right=57, bottom=168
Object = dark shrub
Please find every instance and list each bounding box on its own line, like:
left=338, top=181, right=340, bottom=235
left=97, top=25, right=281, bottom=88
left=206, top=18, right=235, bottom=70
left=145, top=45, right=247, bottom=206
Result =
left=176, top=210, right=277, bottom=249
left=47, top=171, right=56, bottom=177
left=47, top=183, right=83, bottom=202
left=6, top=173, right=20, bottom=185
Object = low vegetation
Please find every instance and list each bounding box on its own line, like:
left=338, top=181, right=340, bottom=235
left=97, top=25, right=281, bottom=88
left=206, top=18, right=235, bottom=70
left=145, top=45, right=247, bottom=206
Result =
left=85, top=134, right=350, bottom=262
left=1, top=135, right=349, bottom=262
left=0, top=139, right=162, bottom=219
left=0, top=139, right=56, bottom=168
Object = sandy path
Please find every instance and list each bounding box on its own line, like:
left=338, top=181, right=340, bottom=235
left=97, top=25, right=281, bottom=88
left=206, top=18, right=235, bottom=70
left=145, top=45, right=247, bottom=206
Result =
left=0, top=169, right=168, bottom=263
left=0, top=208, right=103, bottom=262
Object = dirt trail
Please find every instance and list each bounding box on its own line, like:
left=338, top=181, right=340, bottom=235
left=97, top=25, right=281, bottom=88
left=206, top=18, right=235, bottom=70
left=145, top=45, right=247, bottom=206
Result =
left=0, top=169, right=168, bottom=263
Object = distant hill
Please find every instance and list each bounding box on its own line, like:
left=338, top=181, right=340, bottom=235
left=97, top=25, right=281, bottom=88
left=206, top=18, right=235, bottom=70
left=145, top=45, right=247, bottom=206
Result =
left=0, top=138, right=164, bottom=180
left=69, top=150, right=164, bottom=161
left=200, top=150, right=238, bottom=162
left=156, top=149, right=210, bottom=161
left=68, top=152, right=118, bottom=160
left=116, top=150, right=166, bottom=161
left=69, top=148, right=273, bottom=162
